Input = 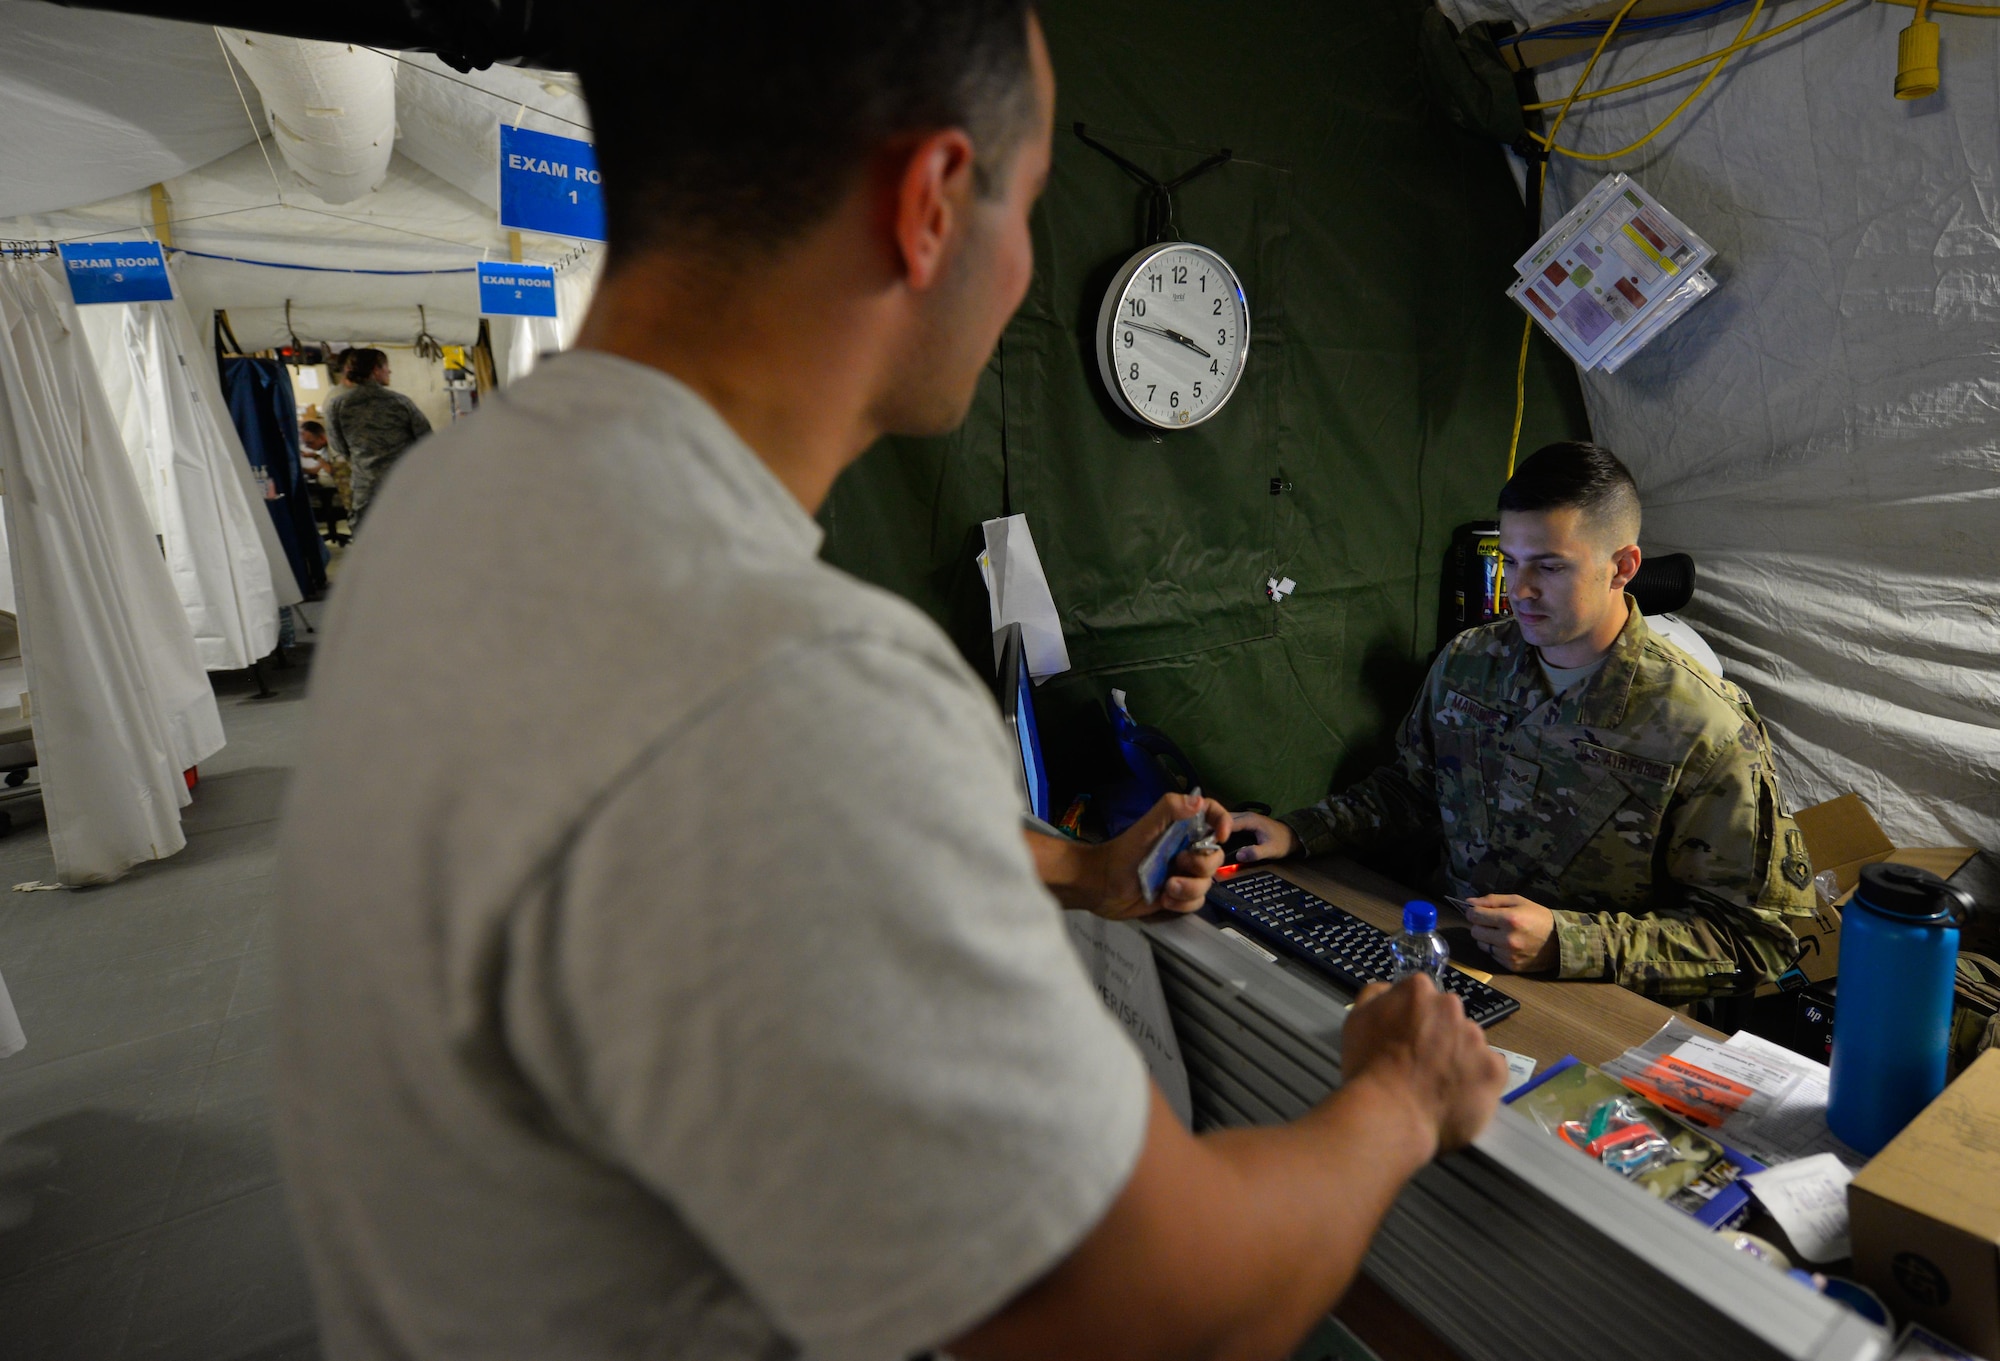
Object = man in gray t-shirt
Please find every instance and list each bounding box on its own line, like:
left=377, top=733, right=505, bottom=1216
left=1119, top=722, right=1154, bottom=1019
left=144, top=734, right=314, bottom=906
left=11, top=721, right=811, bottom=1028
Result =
left=277, top=9, right=1504, bottom=1361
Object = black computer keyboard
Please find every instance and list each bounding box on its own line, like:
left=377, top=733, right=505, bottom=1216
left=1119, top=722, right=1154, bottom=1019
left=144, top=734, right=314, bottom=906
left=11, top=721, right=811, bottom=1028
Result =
left=1205, top=870, right=1521, bottom=1028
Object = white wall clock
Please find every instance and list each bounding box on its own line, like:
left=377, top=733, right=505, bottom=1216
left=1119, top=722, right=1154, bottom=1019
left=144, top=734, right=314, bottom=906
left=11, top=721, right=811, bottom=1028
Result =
left=1095, top=240, right=1250, bottom=430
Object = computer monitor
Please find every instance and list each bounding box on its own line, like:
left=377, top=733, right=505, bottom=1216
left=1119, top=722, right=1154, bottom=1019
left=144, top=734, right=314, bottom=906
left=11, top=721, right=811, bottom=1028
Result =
left=993, top=622, right=1050, bottom=822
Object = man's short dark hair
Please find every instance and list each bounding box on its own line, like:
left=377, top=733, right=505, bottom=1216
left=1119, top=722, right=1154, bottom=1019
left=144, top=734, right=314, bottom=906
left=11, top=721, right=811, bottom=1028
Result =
left=344, top=348, right=388, bottom=383
left=566, top=2, right=1039, bottom=261
left=1498, top=441, right=1641, bottom=546
left=301, top=420, right=325, bottom=436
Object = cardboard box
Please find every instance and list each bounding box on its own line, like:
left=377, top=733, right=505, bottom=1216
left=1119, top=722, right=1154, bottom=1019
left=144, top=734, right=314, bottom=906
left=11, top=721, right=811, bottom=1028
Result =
left=1850, top=1050, right=2000, bottom=1357
left=1770, top=795, right=1979, bottom=995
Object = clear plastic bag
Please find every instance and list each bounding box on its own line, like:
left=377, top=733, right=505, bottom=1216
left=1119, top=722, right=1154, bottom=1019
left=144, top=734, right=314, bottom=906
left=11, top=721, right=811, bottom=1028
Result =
left=1557, top=1097, right=1684, bottom=1180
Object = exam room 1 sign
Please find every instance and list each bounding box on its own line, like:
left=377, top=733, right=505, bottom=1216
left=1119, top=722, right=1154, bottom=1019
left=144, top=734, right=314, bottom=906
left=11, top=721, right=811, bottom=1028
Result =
left=498, top=125, right=606, bottom=242
left=58, top=242, right=174, bottom=305
left=478, top=262, right=559, bottom=318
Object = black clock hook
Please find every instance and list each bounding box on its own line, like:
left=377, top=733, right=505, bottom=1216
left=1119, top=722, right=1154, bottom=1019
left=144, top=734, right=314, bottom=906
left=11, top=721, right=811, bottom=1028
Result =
left=1074, top=124, right=1234, bottom=245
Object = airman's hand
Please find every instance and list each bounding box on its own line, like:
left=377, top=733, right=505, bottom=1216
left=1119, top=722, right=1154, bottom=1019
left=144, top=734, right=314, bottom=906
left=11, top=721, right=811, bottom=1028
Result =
left=1229, top=811, right=1296, bottom=864
left=1460, top=894, right=1559, bottom=973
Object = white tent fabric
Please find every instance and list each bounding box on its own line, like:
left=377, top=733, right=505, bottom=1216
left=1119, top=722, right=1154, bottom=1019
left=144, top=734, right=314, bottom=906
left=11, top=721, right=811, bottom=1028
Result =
left=0, top=2, right=258, bottom=220
left=0, top=257, right=224, bottom=884
left=0, top=9, right=600, bottom=352
left=79, top=298, right=280, bottom=670
left=1441, top=0, right=2000, bottom=849
left=215, top=31, right=396, bottom=205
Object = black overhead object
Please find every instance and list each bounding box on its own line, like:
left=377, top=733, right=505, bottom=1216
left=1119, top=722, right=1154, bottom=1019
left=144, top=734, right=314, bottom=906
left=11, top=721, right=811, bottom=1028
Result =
left=32, top=0, right=566, bottom=70
left=1629, top=552, right=1696, bottom=616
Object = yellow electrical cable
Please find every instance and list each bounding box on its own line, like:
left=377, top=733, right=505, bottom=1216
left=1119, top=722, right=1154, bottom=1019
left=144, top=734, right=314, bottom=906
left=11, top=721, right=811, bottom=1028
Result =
left=1506, top=316, right=1531, bottom=479
left=1521, top=0, right=1861, bottom=110
left=1507, top=0, right=1643, bottom=479
left=1528, top=0, right=1771, bottom=159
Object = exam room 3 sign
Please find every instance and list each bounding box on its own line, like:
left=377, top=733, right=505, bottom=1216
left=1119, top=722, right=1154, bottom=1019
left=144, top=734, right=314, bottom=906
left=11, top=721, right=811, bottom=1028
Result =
left=58, top=242, right=174, bottom=305
left=498, top=125, right=606, bottom=242
left=478, top=262, right=559, bottom=318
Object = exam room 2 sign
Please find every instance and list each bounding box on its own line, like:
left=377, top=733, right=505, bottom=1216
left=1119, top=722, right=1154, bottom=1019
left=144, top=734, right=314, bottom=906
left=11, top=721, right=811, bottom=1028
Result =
left=58, top=242, right=174, bottom=305
left=479, top=262, right=559, bottom=318
left=498, top=125, right=607, bottom=242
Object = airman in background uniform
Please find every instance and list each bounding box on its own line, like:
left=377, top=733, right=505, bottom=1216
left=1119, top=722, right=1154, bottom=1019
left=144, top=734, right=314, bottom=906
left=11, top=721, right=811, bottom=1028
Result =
left=1275, top=601, right=1816, bottom=999
left=1233, top=441, right=1817, bottom=1001
left=326, top=347, right=432, bottom=522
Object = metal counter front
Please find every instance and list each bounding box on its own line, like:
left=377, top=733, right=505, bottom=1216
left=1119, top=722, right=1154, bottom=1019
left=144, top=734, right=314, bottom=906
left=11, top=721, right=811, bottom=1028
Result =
left=1140, top=898, right=1890, bottom=1361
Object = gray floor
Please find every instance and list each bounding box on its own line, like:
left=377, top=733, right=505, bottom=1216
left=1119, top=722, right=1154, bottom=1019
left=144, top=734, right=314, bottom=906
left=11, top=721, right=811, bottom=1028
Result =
left=0, top=652, right=317, bottom=1361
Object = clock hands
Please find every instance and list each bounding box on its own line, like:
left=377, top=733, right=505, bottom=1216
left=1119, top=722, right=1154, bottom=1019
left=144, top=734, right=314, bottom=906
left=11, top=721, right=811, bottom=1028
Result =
left=1125, top=320, right=1211, bottom=359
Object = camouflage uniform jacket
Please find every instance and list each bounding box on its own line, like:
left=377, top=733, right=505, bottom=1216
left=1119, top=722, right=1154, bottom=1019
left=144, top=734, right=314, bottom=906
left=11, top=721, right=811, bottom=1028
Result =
left=1278, top=601, right=1817, bottom=999
left=326, top=381, right=432, bottom=512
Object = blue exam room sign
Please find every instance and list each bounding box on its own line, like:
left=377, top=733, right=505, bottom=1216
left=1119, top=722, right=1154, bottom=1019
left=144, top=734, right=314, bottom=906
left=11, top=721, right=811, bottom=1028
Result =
left=58, top=242, right=175, bottom=305
left=498, top=125, right=606, bottom=242
left=478, top=262, right=559, bottom=318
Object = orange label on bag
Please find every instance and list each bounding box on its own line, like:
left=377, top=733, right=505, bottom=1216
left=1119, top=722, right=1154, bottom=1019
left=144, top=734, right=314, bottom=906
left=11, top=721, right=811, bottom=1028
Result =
left=1621, top=1056, right=1755, bottom=1128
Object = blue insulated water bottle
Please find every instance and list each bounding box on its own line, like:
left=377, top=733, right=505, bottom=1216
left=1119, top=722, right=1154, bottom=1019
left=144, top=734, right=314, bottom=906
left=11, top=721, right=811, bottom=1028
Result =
left=1826, top=864, right=1974, bottom=1156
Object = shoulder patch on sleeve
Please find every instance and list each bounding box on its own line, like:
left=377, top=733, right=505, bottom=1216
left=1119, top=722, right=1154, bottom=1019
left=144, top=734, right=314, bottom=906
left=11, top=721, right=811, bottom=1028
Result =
left=1782, top=826, right=1812, bottom=889
left=1572, top=740, right=1676, bottom=784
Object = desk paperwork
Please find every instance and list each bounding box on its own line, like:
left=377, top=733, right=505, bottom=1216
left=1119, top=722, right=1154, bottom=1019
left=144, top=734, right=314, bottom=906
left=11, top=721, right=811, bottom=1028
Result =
left=1606, top=1017, right=1864, bottom=1171
left=1744, top=1155, right=1855, bottom=1264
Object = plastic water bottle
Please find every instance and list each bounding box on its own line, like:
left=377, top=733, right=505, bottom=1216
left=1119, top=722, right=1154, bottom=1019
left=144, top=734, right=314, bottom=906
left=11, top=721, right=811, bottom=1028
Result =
left=1827, top=863, right=1973, bottom=1156
left=1390, top=900, right=1451, bottom=982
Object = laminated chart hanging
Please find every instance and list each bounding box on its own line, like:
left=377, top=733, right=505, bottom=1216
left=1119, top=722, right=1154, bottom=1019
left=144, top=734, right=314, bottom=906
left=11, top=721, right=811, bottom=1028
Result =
left=57, top=242, right=174, bottom=306
left=498, top=126, right=606, bottom=242
left=1508, top=174, right=1715, bottom=374
left=477, top=262, right=558, bottom=318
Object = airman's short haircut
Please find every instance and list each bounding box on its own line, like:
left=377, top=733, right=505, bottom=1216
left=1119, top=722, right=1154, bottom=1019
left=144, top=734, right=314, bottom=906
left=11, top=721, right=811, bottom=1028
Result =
left=1498, top=441, right=1641, bottom=550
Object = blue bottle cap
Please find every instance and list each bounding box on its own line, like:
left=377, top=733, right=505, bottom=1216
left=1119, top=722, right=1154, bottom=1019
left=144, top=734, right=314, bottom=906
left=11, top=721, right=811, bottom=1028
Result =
left=1403, top=900, right=1438, bottom=933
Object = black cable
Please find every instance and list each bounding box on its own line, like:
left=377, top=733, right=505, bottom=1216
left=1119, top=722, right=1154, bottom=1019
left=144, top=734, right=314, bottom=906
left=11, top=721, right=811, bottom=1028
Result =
left=1073, top=124, right=1233, bottom=244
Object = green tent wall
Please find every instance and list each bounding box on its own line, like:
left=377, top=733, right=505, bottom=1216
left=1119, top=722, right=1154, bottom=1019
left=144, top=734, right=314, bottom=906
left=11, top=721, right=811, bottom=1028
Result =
left=819, top=0, right=1589, bottom=818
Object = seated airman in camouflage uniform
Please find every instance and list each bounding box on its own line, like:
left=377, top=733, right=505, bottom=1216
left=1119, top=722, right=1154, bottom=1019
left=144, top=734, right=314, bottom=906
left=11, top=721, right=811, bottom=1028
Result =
left=1233, top=443, right=1817, bottom=1001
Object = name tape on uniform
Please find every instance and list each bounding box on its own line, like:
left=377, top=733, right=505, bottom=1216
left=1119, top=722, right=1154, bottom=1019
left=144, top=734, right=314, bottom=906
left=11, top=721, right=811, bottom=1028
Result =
left=58, top=241, right=174, bottom=305
left=498, top=125, right=606, bottom=242
left=478, top=262, right=559, bottom=318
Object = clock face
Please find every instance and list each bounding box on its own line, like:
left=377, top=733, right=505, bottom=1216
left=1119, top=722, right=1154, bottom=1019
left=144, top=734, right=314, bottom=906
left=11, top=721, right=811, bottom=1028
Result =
left=1096, top=241, right=1250, bottom=430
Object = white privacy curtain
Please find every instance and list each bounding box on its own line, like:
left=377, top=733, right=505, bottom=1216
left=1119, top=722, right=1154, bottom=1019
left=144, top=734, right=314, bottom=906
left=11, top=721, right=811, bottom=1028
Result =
left=80, top=299, right=279, bottom=671
left=170, top=291, right=305, bottom=613
left=0, top=257, right=224, bottom=883
left=492, top=258, right=599, bottom=385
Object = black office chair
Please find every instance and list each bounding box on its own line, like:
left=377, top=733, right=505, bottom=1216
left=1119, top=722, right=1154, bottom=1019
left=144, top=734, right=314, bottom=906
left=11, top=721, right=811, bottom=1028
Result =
left=1629, top=552, right=1696, bottom=616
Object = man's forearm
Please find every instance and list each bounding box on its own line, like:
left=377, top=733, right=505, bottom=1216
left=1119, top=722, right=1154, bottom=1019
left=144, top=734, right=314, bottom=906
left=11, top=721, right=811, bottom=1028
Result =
left=1552, top=904, right=1793, bottom=999
left=1187, top=1072, right=1439, bottom=1360
left=958, top=1081, right=1437, bottom=1361
left=1025, top=827, right=1102, bottom=911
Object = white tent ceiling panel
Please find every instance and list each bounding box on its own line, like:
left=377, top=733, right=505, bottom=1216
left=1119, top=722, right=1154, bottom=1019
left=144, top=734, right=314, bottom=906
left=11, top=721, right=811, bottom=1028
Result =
left=0, top=1, right=260, bottom=219
left=1439, top=0, right=2000, bottom=847
left=15, top=139, right=566, bottom=345
left=392, top=54, right=592, bottom=211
